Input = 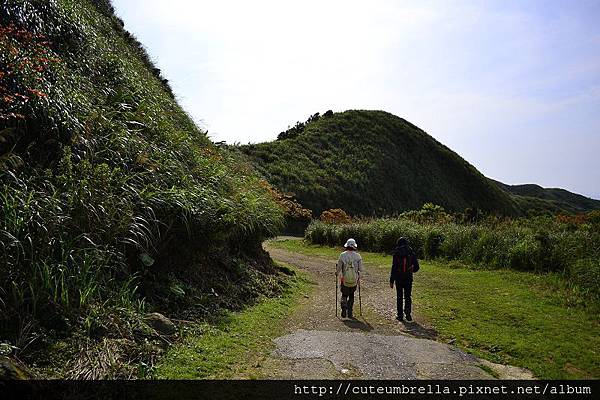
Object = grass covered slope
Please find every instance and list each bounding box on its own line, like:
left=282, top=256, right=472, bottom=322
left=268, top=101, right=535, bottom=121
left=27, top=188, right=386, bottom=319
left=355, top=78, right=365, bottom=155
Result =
left=156, top=265, right=311, bottom=379
left=492, top=179, right=600, bottom=214
left=0, top=0, right=286, bottom=377
left=239, top=110, right=519, bottom=216
left=239, top=111, right=599, bottom=217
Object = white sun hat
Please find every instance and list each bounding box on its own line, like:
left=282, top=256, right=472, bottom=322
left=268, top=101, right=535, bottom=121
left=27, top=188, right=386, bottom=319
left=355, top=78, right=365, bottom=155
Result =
left=344, top=238, right=358, bottom=249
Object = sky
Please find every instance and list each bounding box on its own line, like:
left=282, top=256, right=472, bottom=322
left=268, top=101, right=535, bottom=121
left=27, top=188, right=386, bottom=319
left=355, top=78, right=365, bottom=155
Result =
left=111, top=0, right=600, bottom=199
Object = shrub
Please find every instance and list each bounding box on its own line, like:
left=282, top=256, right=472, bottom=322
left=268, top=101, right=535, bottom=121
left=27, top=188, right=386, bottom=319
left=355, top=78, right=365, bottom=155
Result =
left=424, top=230, right=444, bottom=259
left=438, top=225, right=474, bottom=260
left=320, top=208, right=351, bottom=224
left=570, top=258, right=600, bottom=300
left=508, top=237, right=538, bottom=271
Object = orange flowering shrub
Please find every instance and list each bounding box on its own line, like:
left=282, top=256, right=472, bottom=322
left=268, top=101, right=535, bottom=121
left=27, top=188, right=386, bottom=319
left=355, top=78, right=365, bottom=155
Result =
left=557, top=211, right=600, bottom=232
left=556, top=213, right=588, bottom=226
left=0, top=24, right=60, bottom=121
left=320, top=208, right=351, bottom=224
left=259, top=180, right=312, bottom=219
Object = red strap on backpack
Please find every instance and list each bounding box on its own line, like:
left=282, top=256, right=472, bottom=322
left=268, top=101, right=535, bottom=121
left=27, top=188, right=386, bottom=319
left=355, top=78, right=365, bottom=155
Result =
left=403, top=257, right=406, bottom=273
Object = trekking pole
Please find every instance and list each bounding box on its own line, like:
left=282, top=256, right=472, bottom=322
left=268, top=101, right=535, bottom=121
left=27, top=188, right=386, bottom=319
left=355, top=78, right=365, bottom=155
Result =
left=335, top=268, right=338, bottom=317
left=358, top=276, right=362, bottom=316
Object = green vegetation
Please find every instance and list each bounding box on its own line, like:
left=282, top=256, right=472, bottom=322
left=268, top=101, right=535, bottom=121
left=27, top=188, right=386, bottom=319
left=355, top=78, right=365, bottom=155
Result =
left=237, top=110, right=519, bottom=216
left=305, top=207, right=600, bottom=303
left=493, top=179, right=600, bottom=214
left=0, top=0, right=286, bottom=377
left=237, top=110, right=600, bottom=217
left=156, top=265, right=311, bottom=379
left=270, top=240, right=600, bottom=379
left=2, top=0, right=598, bottom=381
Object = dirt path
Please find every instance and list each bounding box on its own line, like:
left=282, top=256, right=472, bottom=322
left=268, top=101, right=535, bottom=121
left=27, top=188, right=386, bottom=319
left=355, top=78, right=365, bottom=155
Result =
left=259, top=239, right=533, bottom=380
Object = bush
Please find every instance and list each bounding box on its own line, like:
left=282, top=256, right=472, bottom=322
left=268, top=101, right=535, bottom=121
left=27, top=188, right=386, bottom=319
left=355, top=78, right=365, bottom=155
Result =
left=424, top=230, right=443, bottom=259
left=508, top=237, right=538, bottom=271
left=570, top=258, right=600, bottom=300
left=320, top=208, right=351, bottom=224
left=438, top=225, right=474, bottom=260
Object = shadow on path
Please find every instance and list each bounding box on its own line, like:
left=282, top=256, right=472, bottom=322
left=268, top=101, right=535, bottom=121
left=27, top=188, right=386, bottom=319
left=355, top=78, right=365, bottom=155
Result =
left=340, top=317, right=374, bottom=332
left=398, top=320, right=438, bottom=340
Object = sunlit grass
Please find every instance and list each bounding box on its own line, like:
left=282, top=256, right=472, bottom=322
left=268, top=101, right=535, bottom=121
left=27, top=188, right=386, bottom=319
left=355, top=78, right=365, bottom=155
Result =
left=155, top=265, right=311, bottom=379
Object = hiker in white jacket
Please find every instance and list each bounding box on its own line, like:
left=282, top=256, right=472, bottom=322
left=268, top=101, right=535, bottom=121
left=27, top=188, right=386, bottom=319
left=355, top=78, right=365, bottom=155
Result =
left=336, top=238, right=363, bottom=318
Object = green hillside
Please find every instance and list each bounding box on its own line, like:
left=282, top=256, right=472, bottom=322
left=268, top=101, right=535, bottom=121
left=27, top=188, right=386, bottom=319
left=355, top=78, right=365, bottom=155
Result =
left=492, top=180, right=600, bottom=214
left=0, top=0, right=286, bottom=377
left=238, top=110, right=520, bottom=216
left=239, top=111, right=600, bottom=217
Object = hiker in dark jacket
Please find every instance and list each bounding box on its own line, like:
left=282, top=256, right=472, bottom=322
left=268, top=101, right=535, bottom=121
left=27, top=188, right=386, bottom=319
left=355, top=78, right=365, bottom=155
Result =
left=389, top=237, right=419, bottom=322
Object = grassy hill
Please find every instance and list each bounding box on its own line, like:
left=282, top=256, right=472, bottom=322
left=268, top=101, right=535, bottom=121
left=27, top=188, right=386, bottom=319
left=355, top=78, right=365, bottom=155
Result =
left=492, top=179, right=600, bottom=214
left=0, top=0, right=287, bottom=377
left=238, top=110, right=599, bottom=217
left=238, top=110, right=520, bottom=216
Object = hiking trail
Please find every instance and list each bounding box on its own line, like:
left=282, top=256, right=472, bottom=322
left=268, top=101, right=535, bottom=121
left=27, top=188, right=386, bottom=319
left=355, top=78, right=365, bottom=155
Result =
left=259, top=238, right=534, bottom=380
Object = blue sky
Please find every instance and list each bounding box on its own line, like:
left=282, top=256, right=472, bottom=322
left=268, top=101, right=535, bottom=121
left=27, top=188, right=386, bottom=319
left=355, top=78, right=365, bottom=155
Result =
left=111, top=0, right=600, bottom=199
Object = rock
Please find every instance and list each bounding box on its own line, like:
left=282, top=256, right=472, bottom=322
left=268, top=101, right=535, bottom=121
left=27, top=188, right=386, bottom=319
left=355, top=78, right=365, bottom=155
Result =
left=144, top=312, right=177, bottom=335
left=479, top=359, right=535, bottom=379
left=0, top=356, right=30, bottom=379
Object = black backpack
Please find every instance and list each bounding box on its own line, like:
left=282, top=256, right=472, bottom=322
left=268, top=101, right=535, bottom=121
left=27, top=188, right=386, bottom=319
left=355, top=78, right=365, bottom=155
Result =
left=394, top=247, right=419, bottom=273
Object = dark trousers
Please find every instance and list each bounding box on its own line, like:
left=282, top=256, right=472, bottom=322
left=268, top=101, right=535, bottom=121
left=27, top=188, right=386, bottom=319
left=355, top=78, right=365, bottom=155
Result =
left=341, top=285, right=357, bottom=314
left=395, top=279, right=412, bottom=317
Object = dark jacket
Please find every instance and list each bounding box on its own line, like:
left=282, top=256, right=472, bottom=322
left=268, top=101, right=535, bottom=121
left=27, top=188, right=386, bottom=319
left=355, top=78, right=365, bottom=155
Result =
left=390, top=245, right=419, bottom=283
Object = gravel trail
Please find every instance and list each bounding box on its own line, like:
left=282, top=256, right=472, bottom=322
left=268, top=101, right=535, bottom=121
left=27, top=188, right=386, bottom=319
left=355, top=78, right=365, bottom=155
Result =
left=260, top=239, right=534, bottom=380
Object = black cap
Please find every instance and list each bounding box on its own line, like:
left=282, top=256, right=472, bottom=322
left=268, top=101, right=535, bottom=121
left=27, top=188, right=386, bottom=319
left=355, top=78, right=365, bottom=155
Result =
left=396, top=237, right=408, bottom=246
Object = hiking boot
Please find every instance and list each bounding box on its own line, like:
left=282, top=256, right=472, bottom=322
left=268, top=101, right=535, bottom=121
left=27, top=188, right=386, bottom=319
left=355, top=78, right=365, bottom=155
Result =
left=341, top=309, right=347, bottom=318
left=405, top=314, right=413, bottom=322
left=348, top=311, right=353, bottom=319
left=395, top=315, right=403, bottom=322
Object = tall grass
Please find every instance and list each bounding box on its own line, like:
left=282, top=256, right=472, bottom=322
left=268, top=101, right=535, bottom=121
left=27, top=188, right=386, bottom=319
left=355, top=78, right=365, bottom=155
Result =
left=306, top=217, right=600, bottom=301
left=0, top=0, right=285, bottom=373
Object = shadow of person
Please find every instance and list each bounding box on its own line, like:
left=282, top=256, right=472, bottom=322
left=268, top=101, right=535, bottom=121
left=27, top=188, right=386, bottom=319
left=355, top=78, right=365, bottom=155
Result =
left=400, top=320, right=438, bottom=340
left=341, top=317, right=374, bottom=332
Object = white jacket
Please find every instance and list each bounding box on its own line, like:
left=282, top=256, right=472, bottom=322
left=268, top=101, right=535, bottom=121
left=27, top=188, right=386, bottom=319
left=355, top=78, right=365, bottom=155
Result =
left=336, top=250, right=362, bottom=282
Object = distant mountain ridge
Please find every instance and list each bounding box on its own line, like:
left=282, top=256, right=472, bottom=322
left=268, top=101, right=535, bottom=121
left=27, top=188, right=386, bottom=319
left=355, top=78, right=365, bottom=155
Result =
left=492, top=180, right=600, bottom=214
left=238, top=110, right=599, bottom=216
